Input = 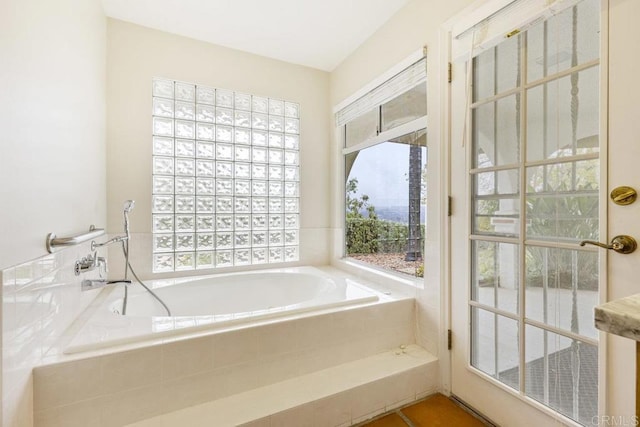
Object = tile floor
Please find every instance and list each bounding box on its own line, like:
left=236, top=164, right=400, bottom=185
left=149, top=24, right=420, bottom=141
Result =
left=361, top=394, right=491, bottom=427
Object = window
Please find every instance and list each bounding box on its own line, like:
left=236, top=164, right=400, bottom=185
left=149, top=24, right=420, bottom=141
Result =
left=338, top=58, right=427, bottom=278
left=151, top=78, right=300, bottom=272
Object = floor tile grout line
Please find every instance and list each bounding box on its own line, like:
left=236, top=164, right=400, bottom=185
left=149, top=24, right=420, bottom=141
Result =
left=396, top=409, right=417, bottom=427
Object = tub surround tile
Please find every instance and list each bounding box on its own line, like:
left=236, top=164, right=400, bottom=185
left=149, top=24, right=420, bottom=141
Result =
left=161, top=335, right=215, bottom=381
left=595, top=293, right=640, bottom=341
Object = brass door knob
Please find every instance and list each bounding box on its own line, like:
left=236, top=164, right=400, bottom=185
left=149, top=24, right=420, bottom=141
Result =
left=579, top=235, right=637, bottom=254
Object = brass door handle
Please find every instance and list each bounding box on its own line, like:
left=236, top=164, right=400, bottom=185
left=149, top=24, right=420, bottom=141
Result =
left=579, top=235, right=637, bottom=254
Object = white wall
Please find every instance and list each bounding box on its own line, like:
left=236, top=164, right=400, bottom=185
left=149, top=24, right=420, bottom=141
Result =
left=106, top=19, right=331, bottom=278
left=328, top=0, right=475, bottom=378
left=0, top=0, right=107, bottom=426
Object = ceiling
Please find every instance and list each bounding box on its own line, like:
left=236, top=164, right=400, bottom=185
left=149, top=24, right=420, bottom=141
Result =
left=101, top=0, right=411, bottom=71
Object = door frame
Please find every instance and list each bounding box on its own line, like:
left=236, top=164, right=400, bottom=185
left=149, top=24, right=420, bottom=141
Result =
left=440, top=0, right=611, bottom=424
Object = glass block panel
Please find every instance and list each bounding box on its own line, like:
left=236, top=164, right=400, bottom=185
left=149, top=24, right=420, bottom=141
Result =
left=269, top=198, right=283, bottom=213
left=154, top=234, right=174, bottom=252
left=216, top=197, right=233, bottom=213
left=235, top=197, right=251, bottom=212
left=216, top=125, right=233, bottom=143
left=269, top=181, right=283, bottom=197
left=235, top=163, right=251, bottom=179
left=153, top=157, right=174, bottom=175
left=269, top=231, right=283, bottom=246
left=235, top=250, right=251, bottom=266
left=252, top=130, right=268, bottom=146
left=235, top=93, right=251, bottom=111
left=284, top=166, right=299, bottom=181
left=175, top=120, right=195, bottom=139
left=153, top=195, right=174, bottom=213
left=196, top=86, right=215, bottom=105
left=269, top=133, right=283, bottom=148
left=284, top=151, right=299, bottom=165
left=252, top=113, right=268, bottom=130
left=235, top=145, right=251, bottom=162
left=235, top=180, right=251, bottom=196
left=176, top=139, right=195, bottom=157
left=269, top=116, right=284, bottom=132
left=196, top=233, right=214, bottom=250
left=284, top=102, right=299, bottom=118
left=175, top=234, right=195, bottom=251
left=153, top=215, right=174, bottom=232
left=284, top=214, right=299, bottom=229
left=252, top=231, right=267, bottom=247
left=216, top=161, right=233, bottom=178
left=196, top=160, right=214, bottom=177
left=269, top=149, right=283, bottom=164
left=196, top=251, right=214, bottom=269
left=216, top=250, right=233, bottom=267
left=252, top=248, right=267, bottom=264
left=196, top=142, right=214, bottom=159
left=175, top=196, right=195, bottom=213
left=252, top=96, right=268, bottom=113
left=268, top=214, right=283, bottom=229
left=252, top=198, right=267, bottom=213
left=252, top=214, right=267, bottom=229
left=153, top=97, right=174, bottom=117
left=252, top=181, right=267, bottom=196
left=269, top=247, right=284, bottom=263
left=196, top=215, right=214, bottom=231
left=252, top=164, right=267, bottom=180
left=216, top=233, right=233, bottom=249
left=269, top=99, right=284, bottom=116
left=216, top=179, right=233, bottom=195
left=216, top=143, right=233, bottom=160
left=153, top=117, right=173, bottom=136
left=196, top=197, right=214, bottom=213
left=284, top=247, right=298, bottom=262
left=153, top=176, right=174, bottom=194
left=196, top=104, right=215, bottom=122
left=175, top=158, right=195, bottom=176
left=252, top=147, right=267, bottom=163
left=216, top=90, right=234, bottom=108
left=284, top=135, right=299, bottom=150
left=197, top=123, right=215, bottom=141
left=284, top=118, right=300, bottom=134
left=216, top=107, right=234, bottom=125
left=153, top=137, right=174, bottom=156
left=235, top=215, right=251, bottom=230
left=153, top=253, right=174, bottom=272
left=235, top=232, right=251, bottom=248
left=216, top=215, right=233, bottom=231
left=175, top=82, right=195, bottom=101
left=284, top=230, right=298, bottom=245
left=284, top=182, right=299, bottom=197
left=153, top=79, right=174, bottom=99
left=175, top=177, right=195, bottom=194
left=235, top=128, right=251, bottom=144
left=175, top=215, right=195, bottom=232
left=175, top=101, right=195, bottom=120
left=235, top=110, right=251, bottom=128
left=175, top=252, right=195, bottom=270
left=269, top=166, right=283, bottom=180
left=196, top=178, right=214, bottom=195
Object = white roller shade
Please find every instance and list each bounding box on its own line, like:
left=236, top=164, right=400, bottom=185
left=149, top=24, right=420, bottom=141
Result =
left=451, top=0, right=583, bottom=62
left=335, top=58, right=426, bottom=127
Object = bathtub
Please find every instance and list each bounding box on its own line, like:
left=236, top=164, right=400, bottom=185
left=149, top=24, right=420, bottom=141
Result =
left=64, top=266, right=379, bottom=354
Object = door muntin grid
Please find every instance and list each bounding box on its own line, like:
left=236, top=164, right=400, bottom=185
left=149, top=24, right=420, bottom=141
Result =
left=468, top=1, right=600, bottom=424
left=152, top=79, right=300, bottom=272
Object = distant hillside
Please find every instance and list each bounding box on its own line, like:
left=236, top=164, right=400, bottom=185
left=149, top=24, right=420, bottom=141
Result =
left=361, top=205, right=426, bottom=224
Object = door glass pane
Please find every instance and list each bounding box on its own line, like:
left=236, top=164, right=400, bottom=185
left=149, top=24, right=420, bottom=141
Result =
left=381, top=83, right=426, bottom=132
left=527, top=0, right=600, bottom=82
left=525, top=246, right=599, bottom=339
left=525, top=325, right=598, bottom=425
left=472, top=240, right=519, bottom=313
left=473, top=94, right=520, bottom=168
left=526, top=66, right=600, bottom=162
left=473, top=34, right=521, bottom=101
left=473, top=169, right=520, bottom=237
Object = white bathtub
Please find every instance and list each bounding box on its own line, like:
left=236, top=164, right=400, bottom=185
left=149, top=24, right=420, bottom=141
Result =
left=64, top=266, right=379, bottom=354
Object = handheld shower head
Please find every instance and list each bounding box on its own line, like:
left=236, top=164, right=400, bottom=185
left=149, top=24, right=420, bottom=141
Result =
left=123, top=200, right=135, bottom=213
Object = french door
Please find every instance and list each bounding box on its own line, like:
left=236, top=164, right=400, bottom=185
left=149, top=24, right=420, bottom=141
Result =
left=447, top=0, right=640, bottom=425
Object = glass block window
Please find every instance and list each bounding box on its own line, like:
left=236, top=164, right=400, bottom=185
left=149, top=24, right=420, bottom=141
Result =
left=152, top=78, right=300, bottom=272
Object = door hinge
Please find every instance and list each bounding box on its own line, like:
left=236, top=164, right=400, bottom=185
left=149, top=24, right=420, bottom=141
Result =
left=447, top=329, right=452, bottom=350
left=447, top=196, right=452, bottom=217
left=448, top=62, right=452, bottom=83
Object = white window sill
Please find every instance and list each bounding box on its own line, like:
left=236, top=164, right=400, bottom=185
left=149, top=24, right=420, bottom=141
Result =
left=331, top=257, right=424, bottom=295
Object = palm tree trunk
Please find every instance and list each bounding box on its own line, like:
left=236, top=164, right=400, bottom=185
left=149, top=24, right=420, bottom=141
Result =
left=405, top=144, right=422, bottom=261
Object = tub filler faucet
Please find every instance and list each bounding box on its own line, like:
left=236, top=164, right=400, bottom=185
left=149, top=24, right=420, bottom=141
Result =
left=81, top=279, right=132, bottom=291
